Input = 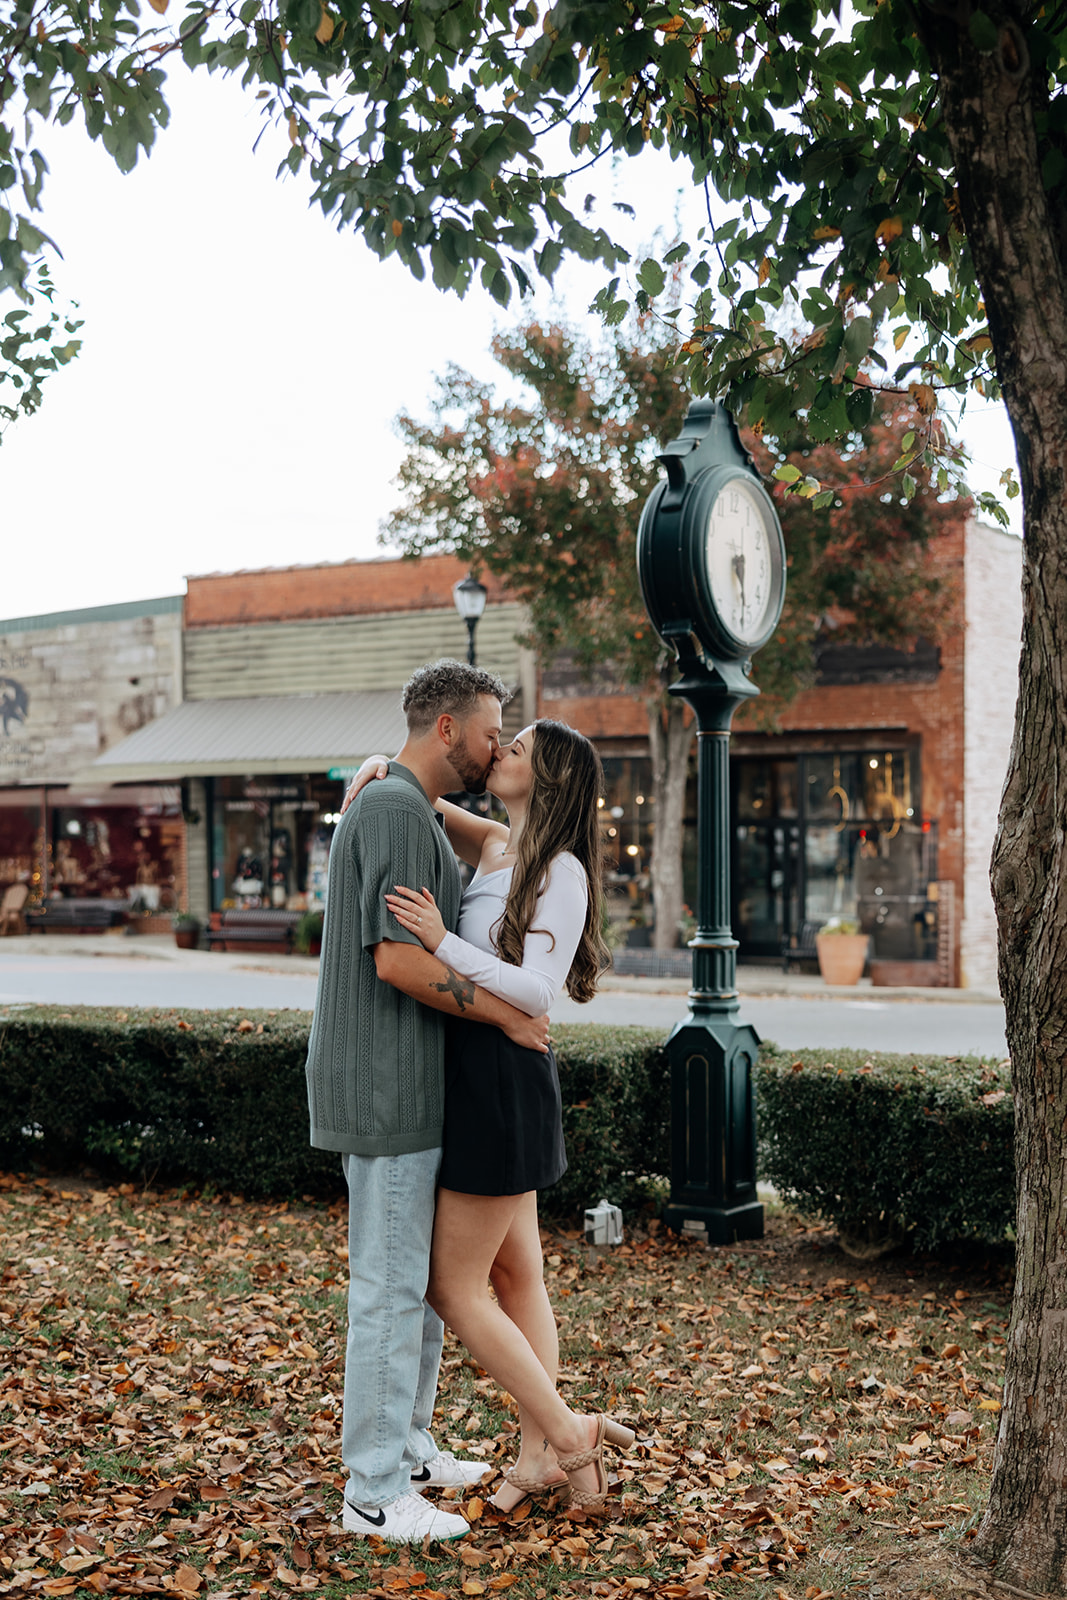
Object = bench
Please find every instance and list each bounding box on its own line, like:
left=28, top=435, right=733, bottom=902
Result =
left=25, top=898, right=128, bottom=934
left=206, top=908, right=303, bottom=954
left=781, top=919, right=826, bottom=972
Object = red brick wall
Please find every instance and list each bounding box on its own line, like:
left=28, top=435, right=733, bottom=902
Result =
left=538, top=691, right=650, bottom=740
left=545, top=517, right=968, bottom=976
left=184, top=555, right=512, bottom=627
left=760, top=521, right=967, bottom=938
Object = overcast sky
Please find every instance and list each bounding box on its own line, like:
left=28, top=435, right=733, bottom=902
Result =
left=0, top=64, right=1021, bottom=621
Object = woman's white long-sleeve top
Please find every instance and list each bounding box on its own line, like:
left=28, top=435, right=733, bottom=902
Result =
left=433, top=852, right=587, bottom=1017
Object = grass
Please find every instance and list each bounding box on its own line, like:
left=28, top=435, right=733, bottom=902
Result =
left=0, top=1170, right=1014, bottom=1600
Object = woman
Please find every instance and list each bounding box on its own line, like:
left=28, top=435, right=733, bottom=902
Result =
left=348, top=719, right=634, bottom=1514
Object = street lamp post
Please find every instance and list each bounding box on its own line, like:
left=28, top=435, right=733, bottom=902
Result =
left=453, top=574, right=489, bottom=665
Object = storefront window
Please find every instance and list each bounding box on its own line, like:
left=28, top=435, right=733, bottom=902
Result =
left=0, top=787, right=183, bottom=907
left=736, top=759, right=799, bottom=822
left=0, top=793, right=42, bottom=901
left=732, top=746, right=932, bottom=958
left=598, top=756, right=655, bottom=945
left=210, top=775, right=343, bottom=911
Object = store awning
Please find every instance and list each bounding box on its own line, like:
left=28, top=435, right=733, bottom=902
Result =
left=83, top=691, right=409, bottom=782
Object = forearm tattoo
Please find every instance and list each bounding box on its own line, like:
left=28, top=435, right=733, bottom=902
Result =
left=431, top=966, right=475, bottom=1013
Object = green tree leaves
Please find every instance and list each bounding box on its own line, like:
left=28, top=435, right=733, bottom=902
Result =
left=383, top=313, right=958, bottom=723
left=0, top=0, right=168, bottom=429
left=0, top=0, right=1027, bottom=501
left=0, top=263, right=82, bottom=436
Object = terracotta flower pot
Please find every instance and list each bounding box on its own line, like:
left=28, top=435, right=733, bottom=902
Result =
left=815, top=931, right=869, bottom=986
left=174, top=928, right=200, bottom=950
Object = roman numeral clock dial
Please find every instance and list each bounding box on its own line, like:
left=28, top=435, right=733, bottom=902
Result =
left=636, top=400, right=786, bottom=667
left=705, top=479, right=778, bottom=651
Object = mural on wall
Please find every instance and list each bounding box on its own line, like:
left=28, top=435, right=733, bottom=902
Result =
left=0, top=676, right=29, bottom=736
left=0, top=645, right=35, bottom=775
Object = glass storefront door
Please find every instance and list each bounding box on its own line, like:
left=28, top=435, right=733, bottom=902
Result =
left=210, top=775, right=343, bottom=912
left=732, top=745, right=931, bottom=958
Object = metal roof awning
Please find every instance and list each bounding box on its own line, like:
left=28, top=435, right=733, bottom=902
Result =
left=84, top=690, right=408, bottom=782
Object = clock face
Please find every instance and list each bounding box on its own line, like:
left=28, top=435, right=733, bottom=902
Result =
left=704, top=478, right=779, bottom=648
left=635, top=402, right=786, bottom=666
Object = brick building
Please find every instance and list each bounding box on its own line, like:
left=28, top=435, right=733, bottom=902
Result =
left=544, top=516, right=1022, bottom=989
left=92, top=556, right=535, bottom=923
left=0, top=597, right=184, bottom=924
left=2, top=527, right=1021, bottom=986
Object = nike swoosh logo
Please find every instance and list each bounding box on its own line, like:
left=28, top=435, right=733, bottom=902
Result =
left=347, top=1504, right=386, bottom=1527
left=410, top=1467, right=431, bottom=1482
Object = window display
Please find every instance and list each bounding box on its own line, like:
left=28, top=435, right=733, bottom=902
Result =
left=210, top=776, right=342, bottom=912
left=0, top=794, right=40, bottom=900
left=597, top=756, right=656, bottom=946
left=732, top=746, right=934, bottom=958
left=0, top=786, right=182, bottom=909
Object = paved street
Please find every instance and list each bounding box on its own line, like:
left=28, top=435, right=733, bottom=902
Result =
left=0, top=935, right=1007, bottom=1057
left=0, top=946, right=320, bottom=1013
left=554, top=989, right=1007, bottom=1057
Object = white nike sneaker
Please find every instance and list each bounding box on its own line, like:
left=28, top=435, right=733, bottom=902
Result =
left=410, top=1451, right=494, bottom=1489
left=342, top=1489, right=470, bottom=1543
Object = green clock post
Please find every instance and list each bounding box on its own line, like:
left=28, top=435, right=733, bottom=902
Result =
left=637, top=398, right=786, bottom=1244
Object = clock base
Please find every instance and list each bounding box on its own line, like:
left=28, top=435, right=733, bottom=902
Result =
left=663, top=1197, right=765, bottom=1246
left=662, top=1016, right=764, bottom=1244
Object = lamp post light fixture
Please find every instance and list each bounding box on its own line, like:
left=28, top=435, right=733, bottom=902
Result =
left=453, top=573, right=489, bottom=665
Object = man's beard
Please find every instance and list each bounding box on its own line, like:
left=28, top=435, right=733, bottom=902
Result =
left=446, top=732, right=493, bottom=795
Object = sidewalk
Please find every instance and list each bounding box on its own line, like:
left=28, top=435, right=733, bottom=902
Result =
left=0, top=931, right=1003, bottom=1004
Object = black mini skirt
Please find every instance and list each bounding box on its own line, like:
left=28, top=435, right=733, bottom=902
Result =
left=438, top=1017, right=568, bottom=1196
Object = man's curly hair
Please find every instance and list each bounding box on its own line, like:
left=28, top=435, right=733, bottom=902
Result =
left=401, top=659, right=511, bottom=735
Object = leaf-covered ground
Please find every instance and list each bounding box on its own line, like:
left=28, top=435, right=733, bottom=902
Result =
left=0, top=1175, right=1013, bottom=1599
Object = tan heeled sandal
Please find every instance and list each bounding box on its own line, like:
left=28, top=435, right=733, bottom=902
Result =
left=488, top=1465, right=569, bottom=1515
left=557, top=1416, right=636, bottom=1512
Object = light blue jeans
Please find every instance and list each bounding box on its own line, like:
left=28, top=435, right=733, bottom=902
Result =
left=340, top=1148, right=444, bottom=1508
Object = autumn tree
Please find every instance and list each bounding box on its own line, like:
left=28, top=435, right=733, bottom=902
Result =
left=385, top=317, right=958, bottom=949
left=2, top=0, right=1062, bottom=1584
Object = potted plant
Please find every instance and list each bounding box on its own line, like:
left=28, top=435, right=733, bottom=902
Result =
left=172, top=911, right=201, bottom=951
left=815, top=917, right=869, bottom=986
left=295, top=910, right=324, bottom=956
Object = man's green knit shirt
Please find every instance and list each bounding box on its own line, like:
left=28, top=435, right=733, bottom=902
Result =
left=305, top=763, right=463, bottom=1156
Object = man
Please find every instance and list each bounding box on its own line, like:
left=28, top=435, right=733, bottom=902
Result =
left=306, top=660, right=551, bottom=1545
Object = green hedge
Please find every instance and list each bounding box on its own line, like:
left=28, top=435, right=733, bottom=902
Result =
left=756, top=1044, right=1015, bottom=1253
left=0, top=1008, right=1015, bottom=1247
left=0, top=1006, right=668, bottom=1220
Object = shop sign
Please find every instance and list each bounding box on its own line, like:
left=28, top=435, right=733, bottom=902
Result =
left=243, top=783, right=303, bottom=799
left=226, top=799, right=319, bottom=812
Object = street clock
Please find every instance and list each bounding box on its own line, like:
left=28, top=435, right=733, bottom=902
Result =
left=634, top=396, right=790, bottom=1246
left=637, top=398, right=786, bottom=663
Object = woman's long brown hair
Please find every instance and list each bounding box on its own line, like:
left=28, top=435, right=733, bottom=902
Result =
left=494, top=719, right=609, bottom=1003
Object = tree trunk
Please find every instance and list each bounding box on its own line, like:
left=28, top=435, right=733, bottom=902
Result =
left=921, top=2, right=1067, bottom=1590
left=647, top=692, right=693, bottom=950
